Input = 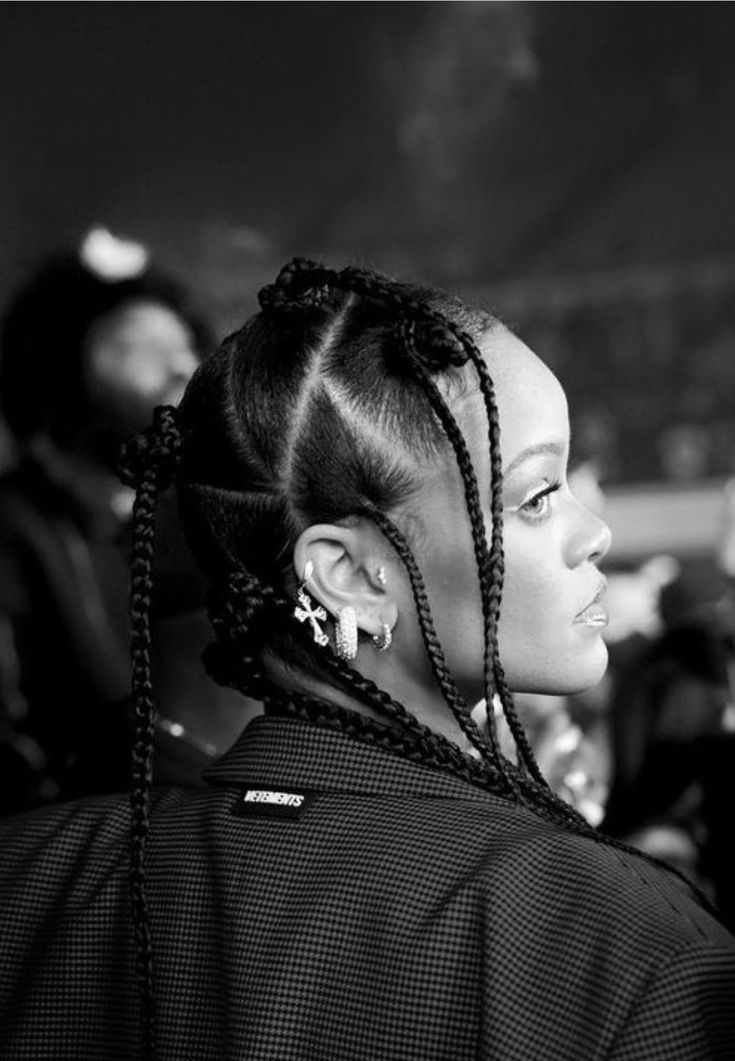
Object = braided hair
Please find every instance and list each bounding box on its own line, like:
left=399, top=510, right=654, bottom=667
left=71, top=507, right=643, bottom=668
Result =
left=118, top=258, right=718, bottom=1057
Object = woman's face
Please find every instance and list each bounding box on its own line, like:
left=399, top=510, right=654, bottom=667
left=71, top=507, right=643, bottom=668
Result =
left=409, top=326, right=611, bottom=701
left=84, top=299, right=200, bottom=439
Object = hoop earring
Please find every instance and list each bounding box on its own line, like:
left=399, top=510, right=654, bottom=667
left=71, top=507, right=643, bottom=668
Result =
left=335, top=606, right=358, bottom=660
left=293, top=561, right=329, bottom=646
left=372, top=622, right=392, bottom=653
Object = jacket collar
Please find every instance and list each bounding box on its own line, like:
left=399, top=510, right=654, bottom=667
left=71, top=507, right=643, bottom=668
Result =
left=203, top=713, right=502, bottom=805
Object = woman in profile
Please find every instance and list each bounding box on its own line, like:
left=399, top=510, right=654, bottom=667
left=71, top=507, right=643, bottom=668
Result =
left=1, top=258, right=733, bottom=1060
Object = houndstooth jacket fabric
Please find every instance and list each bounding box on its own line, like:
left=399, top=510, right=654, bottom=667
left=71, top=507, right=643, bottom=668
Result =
left=1, top=712, right=735, bottom=1060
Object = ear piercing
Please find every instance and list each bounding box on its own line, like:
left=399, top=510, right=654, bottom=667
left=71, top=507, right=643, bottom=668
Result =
left=372, top=622, right=392, bottom=653
left=295, top=561, right=391, bottom=658
left=335, top=606, right=358, bottom=660
left=293, top=560, right=329, bottom=646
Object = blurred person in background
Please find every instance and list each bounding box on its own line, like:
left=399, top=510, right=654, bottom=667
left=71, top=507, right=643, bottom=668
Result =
left=0, top=228, right=248, bottom=813
left=602, top=552, right=735, bottom=929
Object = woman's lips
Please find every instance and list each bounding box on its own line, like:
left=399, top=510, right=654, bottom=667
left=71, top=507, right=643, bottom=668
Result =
left=573, top=603, right=609, bottom=627
left=574, top=580, right=609, bottom=626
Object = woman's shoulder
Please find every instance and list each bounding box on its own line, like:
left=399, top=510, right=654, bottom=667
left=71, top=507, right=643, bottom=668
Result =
left=0, top=785, right=202, bottom=912
left=0, top=794, right=129, bottom=906
left=469, top=799, right=734, bottom=953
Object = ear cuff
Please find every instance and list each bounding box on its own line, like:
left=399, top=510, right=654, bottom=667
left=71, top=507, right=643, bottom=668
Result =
left=372, top=623, right=392, bottom=653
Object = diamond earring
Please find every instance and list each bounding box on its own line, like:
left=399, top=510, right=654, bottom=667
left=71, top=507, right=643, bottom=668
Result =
left=335, top=606, right=358, bottom=661
left=293, top=560, right=329, bottom=646
left=372, top=622, right=392, bottom=653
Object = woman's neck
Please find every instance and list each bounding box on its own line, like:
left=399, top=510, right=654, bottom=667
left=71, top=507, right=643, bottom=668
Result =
left=262, top=648, right=480, bottom=757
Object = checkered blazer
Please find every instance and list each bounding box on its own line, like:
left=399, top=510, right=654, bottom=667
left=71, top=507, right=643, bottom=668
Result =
left=2, top=713, right=734, bottom=1059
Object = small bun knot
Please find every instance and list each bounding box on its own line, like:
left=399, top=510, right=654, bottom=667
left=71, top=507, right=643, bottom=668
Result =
left=395, top=317, right=468, bottom=372
left=208, top=569, right=287, bottom=652
left=118, top=405, right=183, bottom=492
left=204, top=569, right=288, bottom=696
left=258, top=257, right=334, bottom=314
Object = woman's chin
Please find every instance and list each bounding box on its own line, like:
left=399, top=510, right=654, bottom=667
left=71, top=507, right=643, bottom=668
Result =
left=505, top=641, right=609, bottom=698
left=560, top=642, right=610, bottom=696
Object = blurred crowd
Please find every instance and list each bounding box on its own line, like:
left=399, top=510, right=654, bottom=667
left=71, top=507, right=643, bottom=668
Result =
left=0, top=229, right=733, bottom=932
left=515, top=472, right=735, bottom=931
left=0, top=228, right=252, bottom=815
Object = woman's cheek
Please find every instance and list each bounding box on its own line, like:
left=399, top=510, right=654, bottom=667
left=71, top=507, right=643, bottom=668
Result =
left=497, top=540, right=561, bottom=682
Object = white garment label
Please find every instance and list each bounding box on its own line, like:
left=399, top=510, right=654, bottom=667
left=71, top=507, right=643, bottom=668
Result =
left=232, top=787, right=319, bottom=820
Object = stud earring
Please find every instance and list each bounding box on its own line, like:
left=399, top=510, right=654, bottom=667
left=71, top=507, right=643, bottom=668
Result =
left=376, top=566, right=387, bottom=587
left=372, top=622, right=392, bottom=653
left=293, top=561, right=329, bottom=646
left=335, top=606, right=358, bottom=660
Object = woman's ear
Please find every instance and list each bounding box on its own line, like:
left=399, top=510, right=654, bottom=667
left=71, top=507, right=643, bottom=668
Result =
left=293, top=521, right=398, bottom=638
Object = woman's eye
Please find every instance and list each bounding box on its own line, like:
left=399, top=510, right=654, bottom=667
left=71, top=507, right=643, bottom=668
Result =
left=518, top=482, right=561, bottom=523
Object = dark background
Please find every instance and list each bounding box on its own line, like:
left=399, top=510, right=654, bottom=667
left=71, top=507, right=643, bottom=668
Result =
left=2, top=2, right=735, bottom=487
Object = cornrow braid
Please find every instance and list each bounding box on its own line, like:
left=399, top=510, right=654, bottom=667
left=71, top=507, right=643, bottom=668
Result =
left=255, top=260, right=557, bottom=794
left=343, top=276, right=524, bottom=774
left=260, top=263, right=633, bottom=830
left=260, top=263, right=506, bottom=761
left=325, top=264, right=547, bottom=787
left=334, top=270, right=526, bottom=747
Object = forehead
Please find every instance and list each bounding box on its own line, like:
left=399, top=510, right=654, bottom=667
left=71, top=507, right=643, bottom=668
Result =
left=459, top=327, right=569, bottom=469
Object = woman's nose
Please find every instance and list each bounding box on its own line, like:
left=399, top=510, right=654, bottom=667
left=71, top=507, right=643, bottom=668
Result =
left=567, top=504, right=612, bottom=568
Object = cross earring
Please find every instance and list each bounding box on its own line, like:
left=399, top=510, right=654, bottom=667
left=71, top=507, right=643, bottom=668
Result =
left=293, top=560, right=329, bottom=646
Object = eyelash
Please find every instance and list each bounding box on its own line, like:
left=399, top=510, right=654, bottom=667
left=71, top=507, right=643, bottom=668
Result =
left=517, top=480, right=562, bottom=523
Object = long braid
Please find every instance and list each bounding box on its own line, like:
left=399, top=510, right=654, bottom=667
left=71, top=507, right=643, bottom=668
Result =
left=276, top=686, right=721, bottom=923
left=127, top=466, right=157, bottom=1060
left=264, top=261, right=555, bottom=791
left=399, top=324, right=507, bottom=764
left=337, top=265, right=545, bottom=781
left=263, top=262, right=497, bottom=764
left=460, top=337, right=548, bottom=784
left=364, top=507, right=498, bottom=760
left=268, top=689, right=517, bottom=796
left=341, top=266, right=546, bottom=784
left=316, top=650, right=515, bottom=795
left=118, top=406, right=182, bottom=1061
left=202, top=564, right=516, bottom=798
left=275, top=265, right=505, bottom=761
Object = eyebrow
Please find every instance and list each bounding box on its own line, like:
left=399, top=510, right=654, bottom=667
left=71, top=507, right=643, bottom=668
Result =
left=503, top=442, right=565, bottom=479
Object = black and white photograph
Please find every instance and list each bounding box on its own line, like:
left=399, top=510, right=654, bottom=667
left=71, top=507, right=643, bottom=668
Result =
left=1, top=4, right=735, bottom=1058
